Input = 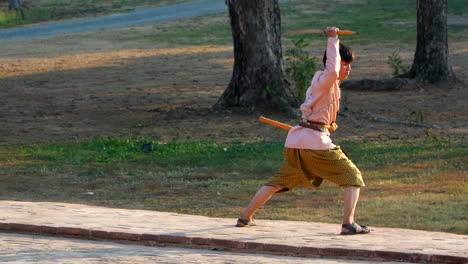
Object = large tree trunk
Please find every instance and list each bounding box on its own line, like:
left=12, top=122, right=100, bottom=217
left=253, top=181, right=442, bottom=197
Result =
left=214, top=0, right=298, bottom=113
left=343, top=0, right=457, bottom=91
left=401, top=0, right=455, bottom=83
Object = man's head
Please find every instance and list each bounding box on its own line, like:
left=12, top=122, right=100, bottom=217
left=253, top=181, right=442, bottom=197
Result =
left=323, top=43, right=355, bottom=80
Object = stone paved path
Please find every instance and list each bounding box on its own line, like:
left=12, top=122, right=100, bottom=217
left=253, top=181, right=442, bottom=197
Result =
left=1, top=232, right=412, bottom=264
left=0, top=201, right=466, bottom=263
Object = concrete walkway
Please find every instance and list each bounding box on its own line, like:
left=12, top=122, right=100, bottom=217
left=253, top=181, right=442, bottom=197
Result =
left=1, top=232, right=411, bottom=264
left=0, top=201, right=466, bottom=264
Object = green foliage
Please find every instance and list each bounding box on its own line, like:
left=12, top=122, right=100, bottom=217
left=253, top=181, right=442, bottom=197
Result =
left=387, top=52, right=410, bottom=76
left=0, top=9, right=25, bottom=27
left=285, top=38, right=318, bottom=100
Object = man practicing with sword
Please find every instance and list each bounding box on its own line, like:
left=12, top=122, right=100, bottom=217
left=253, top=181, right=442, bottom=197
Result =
left=236, top=26, right=370, bottom=235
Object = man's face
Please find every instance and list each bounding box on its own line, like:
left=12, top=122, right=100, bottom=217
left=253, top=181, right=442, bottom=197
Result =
left=339, top=61, right=352, bottom=80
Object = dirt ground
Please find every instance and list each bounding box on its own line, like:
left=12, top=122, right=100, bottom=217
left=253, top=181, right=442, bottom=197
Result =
left=0, top=23, right=467, bottom=145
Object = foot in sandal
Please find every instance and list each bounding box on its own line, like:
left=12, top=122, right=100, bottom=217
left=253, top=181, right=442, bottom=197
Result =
left=341, top=222, right=370, bottom=235
left=235, top=218, right=256, bottom=227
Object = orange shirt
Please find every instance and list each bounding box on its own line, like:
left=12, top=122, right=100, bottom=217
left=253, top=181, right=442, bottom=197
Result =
left=285, top=37, right=341, bottom=150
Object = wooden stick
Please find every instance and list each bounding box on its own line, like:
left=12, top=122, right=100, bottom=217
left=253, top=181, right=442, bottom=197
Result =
left=285, top=29, right=357, bottom=35
left=258, top=116, right=293, bottom=131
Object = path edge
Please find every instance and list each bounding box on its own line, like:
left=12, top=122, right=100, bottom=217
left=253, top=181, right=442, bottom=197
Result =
left=0, top=223, right=466, bottom=264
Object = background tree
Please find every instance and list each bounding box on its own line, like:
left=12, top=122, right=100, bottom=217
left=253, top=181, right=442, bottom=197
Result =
left=342, top=0, right=457, bottom=91
left=214, top=0, right=298, bottom=114
left=400, top=0, right=455, bottom=83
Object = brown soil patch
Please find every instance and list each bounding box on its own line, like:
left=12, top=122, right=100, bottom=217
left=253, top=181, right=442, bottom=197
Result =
left=0, top=24, right=467, bottom=144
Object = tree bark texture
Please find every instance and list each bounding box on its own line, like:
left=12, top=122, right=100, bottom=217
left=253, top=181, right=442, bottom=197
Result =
left=403, top=0, right=455, bottom=83
left=344, top=0, right=457, bottom=91
left=215, top=0, right=298, bottom=112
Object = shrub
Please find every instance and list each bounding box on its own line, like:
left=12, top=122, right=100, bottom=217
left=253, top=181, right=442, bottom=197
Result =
left=387, top=52, right=410, bottom=76
left=285, top=38, right=318, bottom=100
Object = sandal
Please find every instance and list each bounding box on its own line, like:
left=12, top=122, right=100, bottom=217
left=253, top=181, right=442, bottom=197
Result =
left=340, top=222, right=370, bottom=235
left=235, top=218, right=256, bottom=227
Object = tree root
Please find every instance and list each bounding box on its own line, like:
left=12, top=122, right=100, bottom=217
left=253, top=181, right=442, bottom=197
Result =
left=341, top=78, right=419, bottom=91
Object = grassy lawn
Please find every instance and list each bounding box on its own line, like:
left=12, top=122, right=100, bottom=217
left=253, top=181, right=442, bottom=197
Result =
left=1, top=0, right=465, bottom=45
left=143, top=0, right=466, bottom=46
left=1, top=135, right=466, bottom=234
left=0, top=0, right=193, bottom=28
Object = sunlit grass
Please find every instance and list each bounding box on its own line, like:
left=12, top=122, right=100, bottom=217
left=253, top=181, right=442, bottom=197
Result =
left=128, top=0, right=464, bottom=46
left=1, top=135, right=466, bottom=234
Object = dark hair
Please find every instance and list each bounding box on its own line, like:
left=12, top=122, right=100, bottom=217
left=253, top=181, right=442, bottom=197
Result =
left=322, top=43, right=354, bottom=67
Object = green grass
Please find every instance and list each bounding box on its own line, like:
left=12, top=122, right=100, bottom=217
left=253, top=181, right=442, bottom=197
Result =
left=1, top=135, right=466, bottom=234
left=0, top=0, right=192, bottom=28
left=132, top=0, right=465, bottom=46
left=135, top=0, right=420, bottom=46
left=2, top=0, right=464, bottom=45
left=281, top=0, right=418, bottom=45
left=285, top=0, right=466, bottom=45
left=448, top=0, right=468, bottom=15
left=144, top=15, right=232, bottom=46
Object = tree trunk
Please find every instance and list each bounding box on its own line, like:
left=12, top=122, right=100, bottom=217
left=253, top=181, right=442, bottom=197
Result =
left=402, top=0, right=455, bottom=83
left=214, top=0, right=298, bottom=113
left=343, top=0, right=457, bottom=91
